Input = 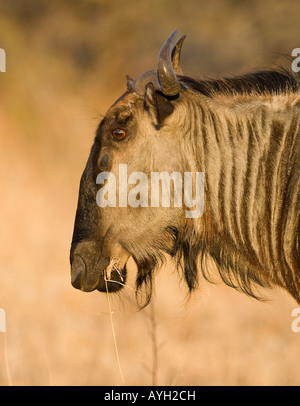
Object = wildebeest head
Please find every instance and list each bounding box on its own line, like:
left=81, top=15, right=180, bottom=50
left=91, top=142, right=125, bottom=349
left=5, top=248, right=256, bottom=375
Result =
left=70, top=30, right=300, bottom=306
left=70, top=32, right=195, bottom=305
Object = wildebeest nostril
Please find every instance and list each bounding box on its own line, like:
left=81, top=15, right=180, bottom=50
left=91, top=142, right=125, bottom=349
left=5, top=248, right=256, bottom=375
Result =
left=71, top=255, right=86, bottom=289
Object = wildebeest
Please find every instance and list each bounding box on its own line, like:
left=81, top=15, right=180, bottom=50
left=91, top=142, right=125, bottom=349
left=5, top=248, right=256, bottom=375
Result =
left=70, top=31, right=300, bottom=307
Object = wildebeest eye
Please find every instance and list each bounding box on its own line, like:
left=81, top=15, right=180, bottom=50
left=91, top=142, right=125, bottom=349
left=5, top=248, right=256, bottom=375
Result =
left=112, top=128, right=127, bottom=141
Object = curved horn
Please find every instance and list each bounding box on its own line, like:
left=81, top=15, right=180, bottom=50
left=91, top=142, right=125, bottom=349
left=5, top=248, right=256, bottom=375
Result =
left=158, top=31, right=181, bottom=96
left=172, top=34, right=186, bottom=75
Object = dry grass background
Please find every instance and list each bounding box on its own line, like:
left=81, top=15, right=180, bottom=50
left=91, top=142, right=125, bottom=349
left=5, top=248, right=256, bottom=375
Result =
left=0, top=0, right=300, bottom=386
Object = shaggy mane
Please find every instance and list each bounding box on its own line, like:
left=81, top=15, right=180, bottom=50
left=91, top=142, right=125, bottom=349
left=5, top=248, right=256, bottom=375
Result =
left=179, top=67, right=300, bottom=97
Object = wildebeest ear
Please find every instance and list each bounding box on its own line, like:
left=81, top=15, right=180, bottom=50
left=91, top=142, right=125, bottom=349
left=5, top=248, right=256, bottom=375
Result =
left=145, top=82, right=175, bottom=127
left=126, top=75, right=134, bottom=91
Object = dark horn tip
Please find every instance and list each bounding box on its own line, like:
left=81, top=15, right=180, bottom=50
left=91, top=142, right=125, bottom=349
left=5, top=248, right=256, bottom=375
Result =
left=172, top=34, right=186, bottom=75
left=158, top=31, right=183, bottom=96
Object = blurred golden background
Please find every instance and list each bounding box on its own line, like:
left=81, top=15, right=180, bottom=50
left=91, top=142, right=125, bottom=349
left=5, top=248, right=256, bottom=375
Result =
left=0, top=0, right=300, bottom=386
